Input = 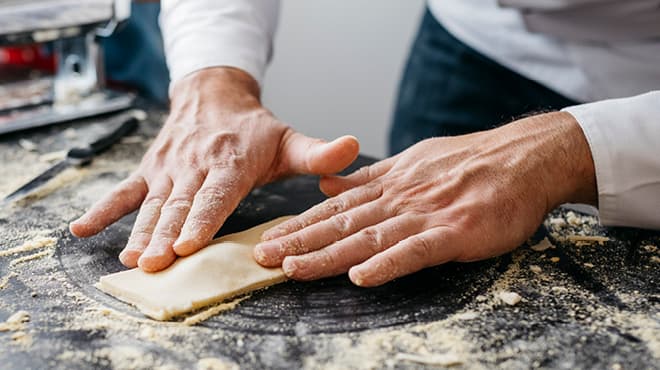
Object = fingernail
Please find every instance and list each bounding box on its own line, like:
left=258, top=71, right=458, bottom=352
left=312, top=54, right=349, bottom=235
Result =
left=253, top=246, right=268, bottom=265
left=118, top=249, right=129, bottom=262
left=138, top=252, right=175, bottom=273
left=119, top=250, right=136, bottom=267
left=137, top=250, right=161, bottom=269
left=68, top=220, right=85, bottom=236
left=349, top=267, right=366, bottom=286
left=173, top=228, right=201, bottom=255
left=119, top=246, right=140, bottom=261
left=254, top=242, right=281, bottom=263
left=172, top=240, right=192, bottom=256
left=282, top=257, right=299, bottom=277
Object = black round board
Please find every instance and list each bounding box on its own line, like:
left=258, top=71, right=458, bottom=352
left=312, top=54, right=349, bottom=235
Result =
left=59, top=156, right=505, bottom=335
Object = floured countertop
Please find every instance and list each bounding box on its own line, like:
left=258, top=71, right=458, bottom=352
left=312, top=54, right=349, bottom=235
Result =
left=0, top=107, right=658, bottom=369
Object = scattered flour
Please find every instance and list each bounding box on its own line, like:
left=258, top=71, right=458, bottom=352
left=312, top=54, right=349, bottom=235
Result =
left=183, top=296, right=250, bottom=326
left=530, top=237, right=554, bottom=252
left=0, top=272, right=17, bottom=290
left=197, top=357, right=239, bottom=370
left=0, top=237, right=57, bottom=257
left=395, top=352, right=463, bottom=367
left=0, top=311, right=30, bottom=332
left=9, top=249, right=55, bottom=267
left=497, top=291, right=522, bottom=306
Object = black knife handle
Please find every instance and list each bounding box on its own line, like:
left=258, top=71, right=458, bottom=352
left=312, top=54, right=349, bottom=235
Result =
left=67, top=110, right=145, bottom=163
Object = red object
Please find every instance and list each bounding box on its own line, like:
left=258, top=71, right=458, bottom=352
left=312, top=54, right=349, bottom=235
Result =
left=0, top=44, right=56, bottom=72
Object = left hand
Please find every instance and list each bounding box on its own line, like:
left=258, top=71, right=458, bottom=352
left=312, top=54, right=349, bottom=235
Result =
left=254, top=112, right=597, bottom=287
left=69, top=67, right=359, bottom=272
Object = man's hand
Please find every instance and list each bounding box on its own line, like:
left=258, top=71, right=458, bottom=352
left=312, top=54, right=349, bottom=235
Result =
left=69, top=67, right=359, bottom=272
left=254, top=112, right=597, bottom=287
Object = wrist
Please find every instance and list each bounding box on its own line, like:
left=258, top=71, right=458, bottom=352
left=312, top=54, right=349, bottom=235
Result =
left=555, top=111, right=598, bottom=206
left=511, top=112, right=597, bottom=210
left=169, top=67, right=263, bottom=114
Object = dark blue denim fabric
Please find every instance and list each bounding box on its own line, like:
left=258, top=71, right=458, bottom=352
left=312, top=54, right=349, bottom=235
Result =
left=102, top=2, right=169, bottom=106
left=389, top=9, right=578, bottom=155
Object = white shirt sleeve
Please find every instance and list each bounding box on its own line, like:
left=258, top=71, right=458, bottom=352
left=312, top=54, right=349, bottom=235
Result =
left=562, top=91, right=660, bottom=230
left=160, top=0, right=280, bottom=88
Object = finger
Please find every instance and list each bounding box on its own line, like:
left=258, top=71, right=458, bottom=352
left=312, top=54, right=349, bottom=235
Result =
left=280, top=131, right=360, bottom=175
left=118, top=179, right=173, bottom=268
left=254, top=198, right=393, bottom=266
left=348, top=226, right=460, bottom=287
left=173, top=169, right=250, bottom=256
left=261, top=182, right=384, bottom=241
left=281, top=214, right=425, bottom=281
left=137, top=174, right=204, bottom=272
left=319, top=159, right=393, bottom=197
left=69, top=175, right=147, bottom=237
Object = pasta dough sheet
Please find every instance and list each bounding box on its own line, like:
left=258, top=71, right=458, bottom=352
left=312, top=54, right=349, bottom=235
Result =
left=97, top=216, right=292, bottom=320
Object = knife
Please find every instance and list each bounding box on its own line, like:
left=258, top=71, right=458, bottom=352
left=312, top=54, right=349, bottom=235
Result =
left=3, top=109, right=146, bottom=203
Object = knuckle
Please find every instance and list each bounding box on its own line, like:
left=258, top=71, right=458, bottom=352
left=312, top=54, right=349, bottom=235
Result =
left=222, top=151, right=247, bottom=169
left=206, top=133, right=244, bottom=160
left=162, top=197, right=193, bottom=212
left=196, top=184, right=228, bottom=202
left=411, top=235, right=434, bottom=260
left=451, top=206, right=480, bottom=232
left=180, top=152, right=205, bottom=172
left=362, top=228, right=385, bottom=253
left=387, top=187, right=434, bottom=215
left=405, top=209, right=428, bottom=219
left=151, top=140, right=172, bottom=159
left=388, top=196, right=409, bottom=214
left=142, top=196, right=166, bottom=209
left=318, top=248, right=337, bottom=269
left=154, top=226, right=179, bottom=239
left=356, top=165, right=372, bottom=180
left=181, top=216, right=217, bottom=238
left=128, top=229, right=152, bottom=241
left=331, top=213, right=354, bottom=236
left=368, top=181, right=385, bottom=200
left=382, top=195, right=408, bottom=216
left=325, top=197, right=347, bottom=214
left=289, top=218, right=308, bottom=233
left=276, top=218, right=305, bottom=236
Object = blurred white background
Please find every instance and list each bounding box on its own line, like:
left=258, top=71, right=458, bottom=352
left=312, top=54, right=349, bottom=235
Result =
left=263, top=0, right=425, bottom=158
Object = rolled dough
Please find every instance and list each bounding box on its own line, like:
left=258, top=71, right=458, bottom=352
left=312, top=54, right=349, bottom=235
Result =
left=97, top=216, right=292, bottom=320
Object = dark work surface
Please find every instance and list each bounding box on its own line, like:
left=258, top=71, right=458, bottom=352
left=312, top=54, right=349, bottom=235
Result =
left=0, top=108, right=657, bottom=369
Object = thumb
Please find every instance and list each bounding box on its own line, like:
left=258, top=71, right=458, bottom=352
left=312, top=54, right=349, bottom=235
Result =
left=319, top=158, right=393, bottom=196
left=280, top=130, right=360, bottom=175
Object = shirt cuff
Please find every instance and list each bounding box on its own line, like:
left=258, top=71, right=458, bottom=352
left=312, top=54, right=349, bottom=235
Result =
left=160, top=0, right=279, bottom=93
left=562, top=91, right=660, bottom=230
left=166, top=54, right=266, bottom=93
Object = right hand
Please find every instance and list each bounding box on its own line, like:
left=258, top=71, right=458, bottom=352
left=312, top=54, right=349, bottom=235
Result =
left=69, top=67, right=360, bottom=272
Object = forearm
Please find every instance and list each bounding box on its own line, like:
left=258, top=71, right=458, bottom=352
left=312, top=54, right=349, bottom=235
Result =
left=506, top=112, right=597, bottom=209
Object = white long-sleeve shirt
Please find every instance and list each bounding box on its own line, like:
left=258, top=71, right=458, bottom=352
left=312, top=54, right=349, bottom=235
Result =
left=160, top=0, right=660, bottom=230
left=160, top=0, right=280, bottom=86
